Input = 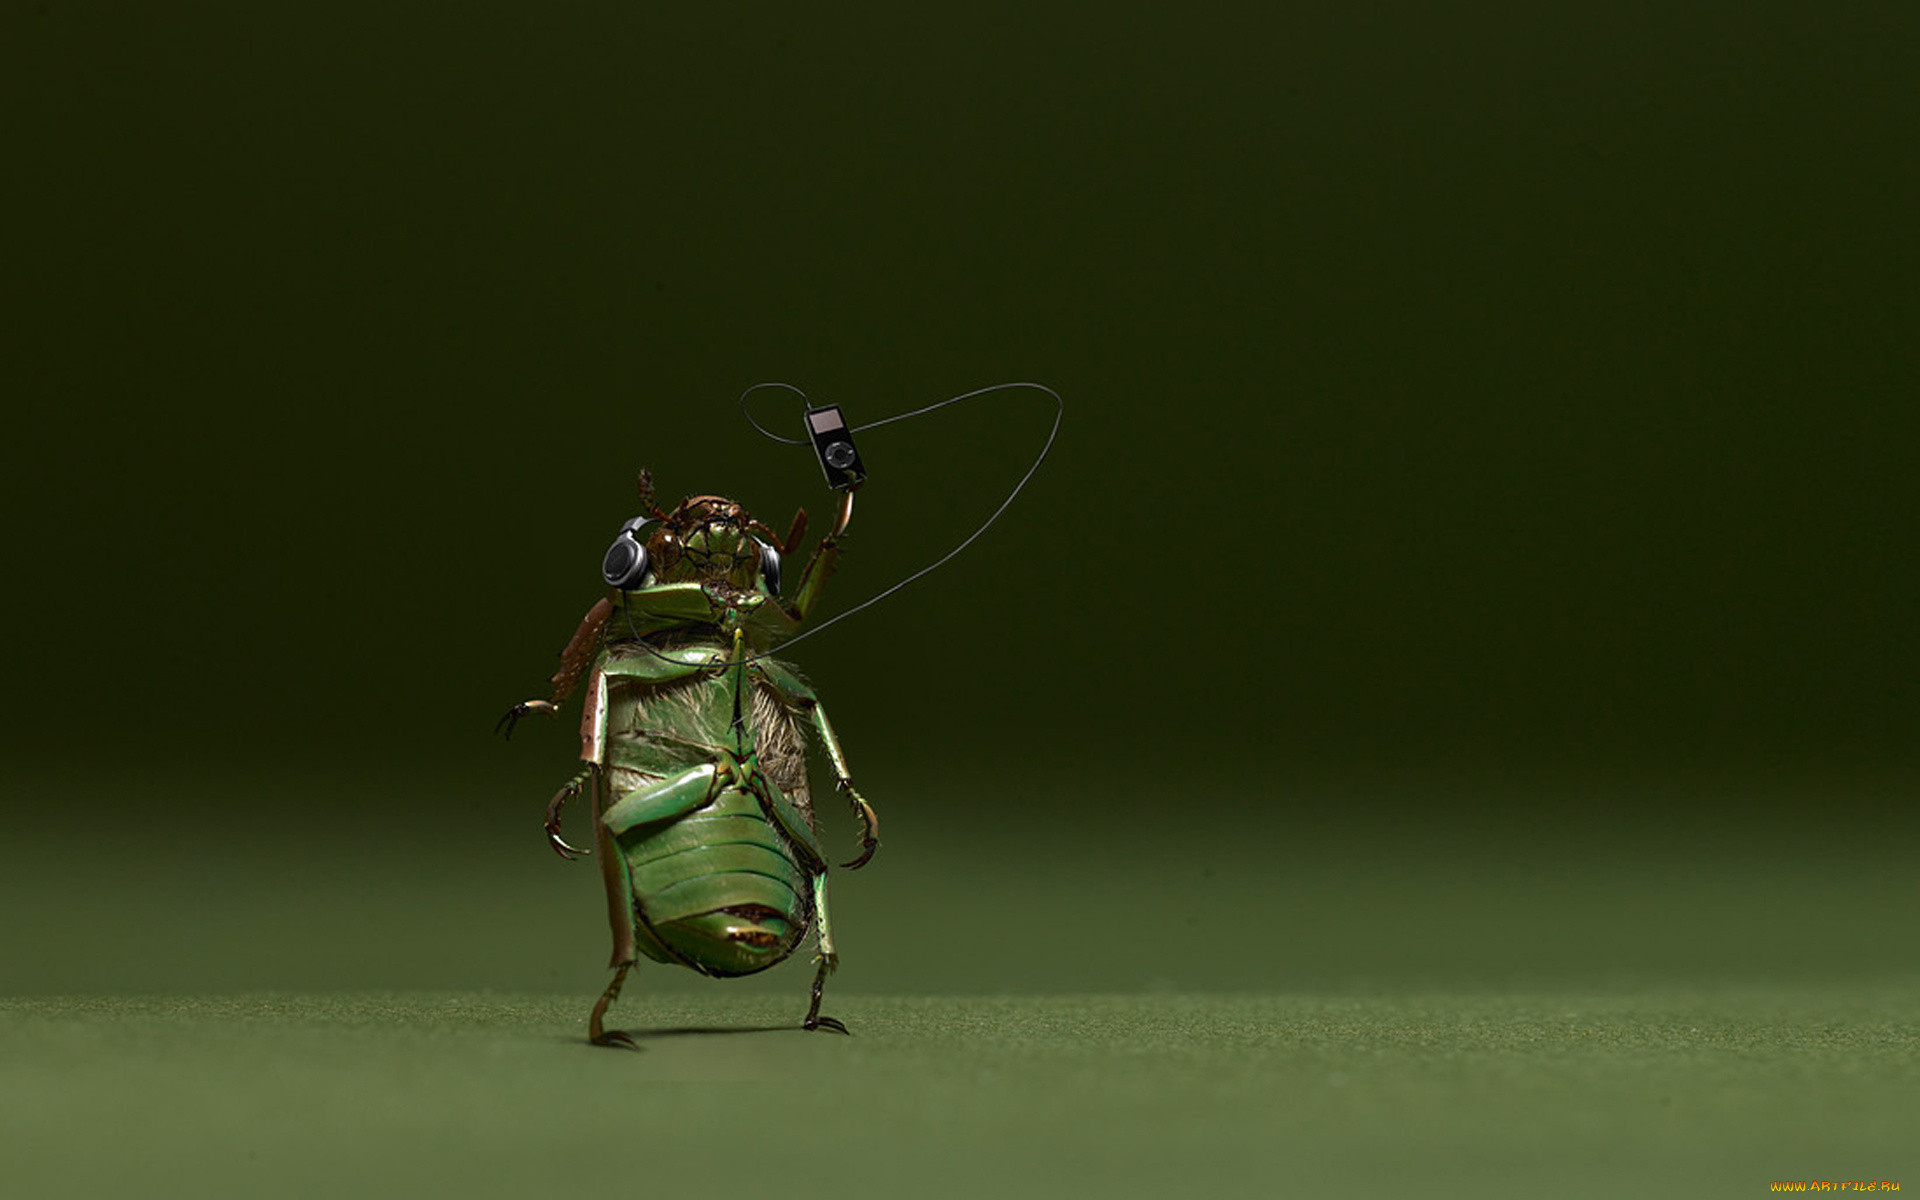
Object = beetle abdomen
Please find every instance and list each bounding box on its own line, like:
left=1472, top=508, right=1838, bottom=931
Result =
left=619, top=788, right=811, bottom=977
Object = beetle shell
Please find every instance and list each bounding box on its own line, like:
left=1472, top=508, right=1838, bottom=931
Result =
left=589, top=634, right=824, bottom=977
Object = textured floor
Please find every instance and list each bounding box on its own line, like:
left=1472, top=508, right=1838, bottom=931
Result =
left=3, top=987, right=1915, bottom=1198
left=8, top=768, right=1916, bottom=1196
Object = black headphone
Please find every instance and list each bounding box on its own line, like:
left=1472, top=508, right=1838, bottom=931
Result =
left=600, top=517, right=657, bottom=589
left=601, top=516, right=783, bottom=595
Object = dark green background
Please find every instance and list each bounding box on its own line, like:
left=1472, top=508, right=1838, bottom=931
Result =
left=9, top=1, right=1915, bottom=789
left=6, top=0, right=1917, bottom=965
left=8, top=0, right=1919, bottom=958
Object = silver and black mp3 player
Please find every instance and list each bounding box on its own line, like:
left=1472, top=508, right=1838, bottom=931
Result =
left=805, top=405, right=866, bottom=491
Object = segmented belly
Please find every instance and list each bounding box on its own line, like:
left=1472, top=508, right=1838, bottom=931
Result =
left=621, top=788, right=810, bottom=977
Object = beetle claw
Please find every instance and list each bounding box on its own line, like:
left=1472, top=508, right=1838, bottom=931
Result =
left=544, top=774, right=588, bottom=859
left=836, top=783, right=880, bottom=869
left=839, top=840, right=877, bottom=871
left=591, top=1029, right=640, bottom=1051
left=495, top=699, right=557, bottom=740
left=801, top=953, right=847, bottom=1033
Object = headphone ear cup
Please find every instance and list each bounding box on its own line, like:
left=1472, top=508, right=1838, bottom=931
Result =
left=755, top=538, right=782, bottom=595
left=602, top=518, right=656, bottom=589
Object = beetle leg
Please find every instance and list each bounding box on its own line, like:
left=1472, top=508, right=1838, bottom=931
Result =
left=807, top=701, right=880, bottom=869
left=496, top=597, right=615, bottom=738
left=786, top=542, right=838, bottom=622
left=588, top=963, right=639, bottom=1050
left=803, top=970, right=847, bottom=1035
left=545, top=597, right=614, bottom=708
left=801, top=874, right=849, bottom=1034
left=830, top=488, right=853, bottom=538
left=544, top=771, right=590, bottom=860
left=835, top=780, right=880, bottom=871
left=494, top=698, right=556, bottom=739
left=786, top=491, right=854, bottom=621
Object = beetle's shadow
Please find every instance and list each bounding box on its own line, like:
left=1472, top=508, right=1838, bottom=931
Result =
left=554, top=1023, right=800, bottom=1048
left=626, top=1023, right=798, bottom=1039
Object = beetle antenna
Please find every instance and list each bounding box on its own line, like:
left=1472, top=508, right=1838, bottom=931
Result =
left=636, top=469, right=666, bottom=519
left=781, top=508, right=809, bottom=558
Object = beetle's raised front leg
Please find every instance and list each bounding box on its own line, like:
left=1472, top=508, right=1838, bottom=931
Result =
left=802, top=872, right=848, bottom=1034
left=588, top=962, right=638, bottom=1050
left=808, top=700, right=880, bottom=869
left=787, top=491, right=853, bottom=621
left=496, top=596, right=614, bottom=738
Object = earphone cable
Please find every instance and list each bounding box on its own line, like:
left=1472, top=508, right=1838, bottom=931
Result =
left=730, top=380, right=1063, bottom=661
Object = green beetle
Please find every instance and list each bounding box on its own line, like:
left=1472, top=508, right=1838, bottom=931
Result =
left=500, top=471, right=879, bottom=1047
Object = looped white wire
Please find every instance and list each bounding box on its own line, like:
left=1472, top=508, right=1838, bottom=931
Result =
left=732, top=380, right=1063, bottom=659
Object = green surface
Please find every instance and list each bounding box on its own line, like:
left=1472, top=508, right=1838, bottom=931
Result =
left=4, top=989, right=1914, bottom=1199
left=7, top=770, right=1918, bottom=1197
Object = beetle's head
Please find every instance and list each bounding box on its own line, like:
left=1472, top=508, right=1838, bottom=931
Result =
left=601, top=472, right=790, bottom=604
left=646, top=494, right=782, bottom=596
